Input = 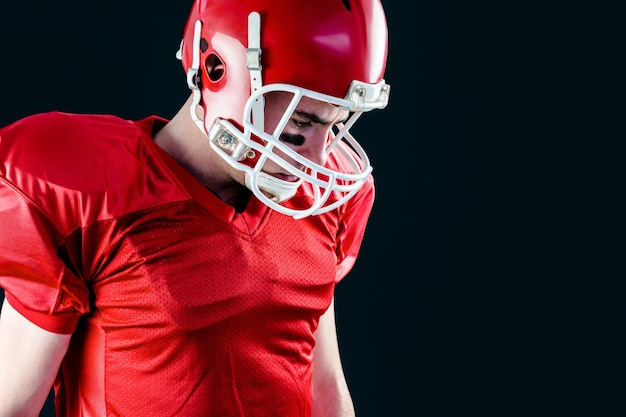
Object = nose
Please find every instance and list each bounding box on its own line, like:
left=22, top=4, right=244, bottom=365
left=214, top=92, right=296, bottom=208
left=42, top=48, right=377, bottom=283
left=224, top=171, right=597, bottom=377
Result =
left=298, top=129, right=329, bottom=167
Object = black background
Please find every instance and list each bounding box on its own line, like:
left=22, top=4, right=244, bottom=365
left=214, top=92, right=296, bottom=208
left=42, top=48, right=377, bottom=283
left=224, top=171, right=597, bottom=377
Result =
left=1, top=1, right=624, bottom=416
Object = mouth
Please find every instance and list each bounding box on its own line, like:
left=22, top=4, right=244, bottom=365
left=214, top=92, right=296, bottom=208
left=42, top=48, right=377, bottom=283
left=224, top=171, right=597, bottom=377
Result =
left=272, top=172, right=301, bottom=183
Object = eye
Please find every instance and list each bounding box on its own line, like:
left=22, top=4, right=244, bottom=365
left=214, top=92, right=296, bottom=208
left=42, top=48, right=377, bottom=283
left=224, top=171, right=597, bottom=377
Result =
left=292, top=119, right=312, bottom=128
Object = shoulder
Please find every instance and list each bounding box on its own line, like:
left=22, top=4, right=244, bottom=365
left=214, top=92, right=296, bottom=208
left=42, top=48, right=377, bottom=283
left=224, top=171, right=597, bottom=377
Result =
left=0, top=112, right=144, bottom=170
left=1, top=111, right=136, bottom=144
left=0, top=111, right=149, bottom=159
left=1, top=111, right=150, bottom=193
left=0, top=112, right=181, bottom=230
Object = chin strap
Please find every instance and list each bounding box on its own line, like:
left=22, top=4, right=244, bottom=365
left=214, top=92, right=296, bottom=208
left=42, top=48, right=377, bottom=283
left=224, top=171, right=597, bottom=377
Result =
left=246, top=12, right=264, bottom=132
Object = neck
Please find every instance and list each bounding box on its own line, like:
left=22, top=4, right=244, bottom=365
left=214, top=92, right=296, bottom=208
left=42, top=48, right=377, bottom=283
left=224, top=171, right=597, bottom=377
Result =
left=154, top=96, right=251, bottom=211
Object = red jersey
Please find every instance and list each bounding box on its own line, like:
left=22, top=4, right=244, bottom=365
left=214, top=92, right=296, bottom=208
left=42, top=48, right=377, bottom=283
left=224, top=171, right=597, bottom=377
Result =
left=0, top=112, right=374, bottom=417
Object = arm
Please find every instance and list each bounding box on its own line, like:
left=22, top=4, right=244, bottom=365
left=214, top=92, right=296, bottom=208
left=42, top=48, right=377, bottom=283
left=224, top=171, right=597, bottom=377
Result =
left=312, top=297, right=356, bottom=417
left=0, top=297, right=72, bottom=417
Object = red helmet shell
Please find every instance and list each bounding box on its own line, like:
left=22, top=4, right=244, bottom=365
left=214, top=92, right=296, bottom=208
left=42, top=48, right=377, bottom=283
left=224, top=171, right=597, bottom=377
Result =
left=180, top=0, right=388, bottom=128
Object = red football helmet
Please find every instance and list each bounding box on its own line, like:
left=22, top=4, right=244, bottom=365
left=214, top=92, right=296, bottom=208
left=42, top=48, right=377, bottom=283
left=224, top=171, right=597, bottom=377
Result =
left=178, top=0, right=390, bottom=218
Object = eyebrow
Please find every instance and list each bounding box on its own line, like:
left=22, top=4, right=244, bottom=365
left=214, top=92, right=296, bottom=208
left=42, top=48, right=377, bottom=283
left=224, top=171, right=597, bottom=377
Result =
left=294, top=110, right=349, bottom=126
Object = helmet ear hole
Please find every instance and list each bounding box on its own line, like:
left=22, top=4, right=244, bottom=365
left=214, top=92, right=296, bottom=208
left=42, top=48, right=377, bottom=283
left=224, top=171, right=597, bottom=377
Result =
left=205, top=53, right=225, bottom=82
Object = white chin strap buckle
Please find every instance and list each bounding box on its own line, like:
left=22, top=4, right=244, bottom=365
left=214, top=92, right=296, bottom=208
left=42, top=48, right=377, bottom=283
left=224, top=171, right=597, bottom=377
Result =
left=245, top=171, right=302, bottom=203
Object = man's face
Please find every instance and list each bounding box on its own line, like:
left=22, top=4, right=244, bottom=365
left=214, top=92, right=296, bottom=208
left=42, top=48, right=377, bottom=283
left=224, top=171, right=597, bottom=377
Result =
left=259, top=92, right=350, bottom=182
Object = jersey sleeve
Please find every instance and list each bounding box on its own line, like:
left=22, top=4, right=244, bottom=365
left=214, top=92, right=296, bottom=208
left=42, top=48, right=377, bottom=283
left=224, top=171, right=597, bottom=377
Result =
left=334, top=175, right=375, bottom=283
left=0, top=119, right=90, bottom=334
